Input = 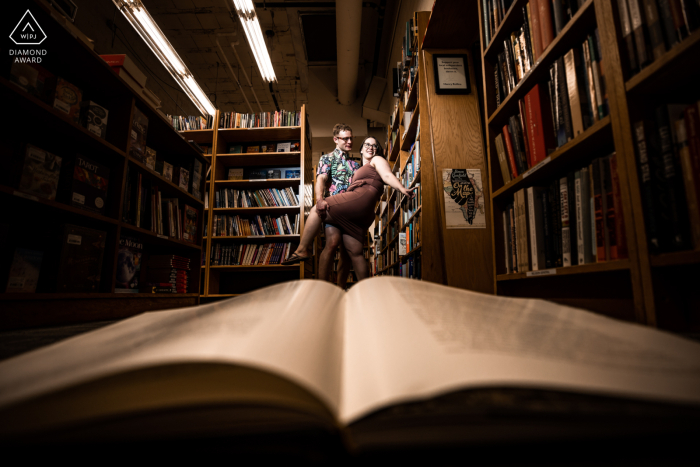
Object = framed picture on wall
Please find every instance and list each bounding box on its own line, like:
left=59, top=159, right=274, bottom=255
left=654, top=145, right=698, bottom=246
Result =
left=432, top=54, right=470, bottom=95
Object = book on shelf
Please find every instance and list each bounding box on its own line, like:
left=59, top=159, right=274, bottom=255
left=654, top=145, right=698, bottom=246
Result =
left=79, top=101, right=109, bottom=139
left=9, top=62, right=53, bottom=101
left=129, top=107, right=148, bottom=163
left=229, top=144, right=243, bottom=154
left=63, top=154, right=110, bottom=215
left=262, top=144, right=276, bottom=153
left=47, top=77, right=82, bottom=124
left=228, top=168, right=244, bottom=180
left=162, top=162, right=173, bottom=182
left=167, top=114, right=214, bottom=131
left=1, top=277, right=698, bottom=447
left=276, top=142, right=291, bottom=152
left=176, top=167, right=190, bottom=192
left=115, top=236, right=143, bottom=293
left=246, top=145, right=260, bottom=153
left=218, top=110, right=301, bottom=129
left=100, top=54, right=148, bottom=88
left=183, top=205, right=199, bottom=244
left=55, top=224, right=106, bottom=292
left=5, top=248, right=43, bottom=293
left=17, top=144, right=62, bottom=201
left=144, top=147, right=156, bottom=171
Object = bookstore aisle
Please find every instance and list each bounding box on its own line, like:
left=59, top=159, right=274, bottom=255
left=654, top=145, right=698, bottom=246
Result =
left=478, top=0, right=700, bottom=332
left=1, top=1, right=207, bottom=330
left=372, top=7, right=494, bottom=294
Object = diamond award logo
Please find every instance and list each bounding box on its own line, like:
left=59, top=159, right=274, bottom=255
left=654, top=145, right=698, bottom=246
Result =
left=10, top=10, right=47, bottom=45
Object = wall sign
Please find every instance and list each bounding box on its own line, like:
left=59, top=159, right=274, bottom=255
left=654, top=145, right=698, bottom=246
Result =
left=433, top=54, right=470, bottom=95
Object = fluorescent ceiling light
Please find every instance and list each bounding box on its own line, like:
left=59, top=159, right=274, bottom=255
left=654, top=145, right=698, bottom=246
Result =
left=113, top=0, right=216, bottom=116
left=231, top=0, right=277, bottom=82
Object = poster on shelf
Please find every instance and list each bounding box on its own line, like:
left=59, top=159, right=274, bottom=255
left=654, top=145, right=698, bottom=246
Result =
left=442, top=168, right=485, bottom=229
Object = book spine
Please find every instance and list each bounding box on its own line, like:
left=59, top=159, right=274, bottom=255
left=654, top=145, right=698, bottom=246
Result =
left=642, top=0, right=667, bottom=60
left=502, top=123, right=520, bottom=177
left=601, top=155, right=616, bottom=260
left=552, top=0, right=567, bottom=35
left=657, top=0, right=681, bottom=47
left=676, top=116, right=700, bottom=248
left=628, top=0, right=653, bottom=68
left=517, top=100, right=532, bottom=168
left=567, top=171, right=578, bottom=265
left=575, top=170, right=585, bottom=264
left=684, top=104, right=700, bottom=236
left=510, top=203, right=518, bottom=272
left=482, top=0, right=490, bottom=46
left=556, top=57, right=574, bottom=143
left=564, top=49, right=584, bottom=138
left=560, top=177, right=571, bottom=267
left=539, top=0, right=556, bottom=50
left=504, top=207, right=512, bottom=273
left=549, top=180, right=563, bottom=267
left=503, top=39, right=518, bottom=90
left=522, top=7, right=535, bottom=68
left=592, top=158, right=607, bottom=261
left=495, top=134, right=513, bottom=184
left=617, top=0, right=640, bottom=74
left=609, top=153, right=629, bottom=258
left=587, top=35, right=605, bottom=120
left=541, top=187, right=554, bottom=268
left=529, top=0, right=543, bottom=60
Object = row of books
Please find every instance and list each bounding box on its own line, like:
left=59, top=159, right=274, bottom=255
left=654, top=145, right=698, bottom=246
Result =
left=210, top=242, right=295, bottom=266
left=225, top=141, right=301, bottom=154
left=122, top=168, right=199, bottom=243
left=214, top=188, right=299, bottom=209
left=402, top=184, right=422, bottom=226
left=5, top=224, right=106, bottom=293
left=398, top=256, right=421, bottom=279
left=403, top=214, right=422, bottom=254
left=168, top=114, right=214, bottom=131
left=10, top=62, right=109, bottom=141
left=618, top=0, right=700, bottom=77
left=392, top=17, right=417, bottom=96
left=227, top=167, right=301, bottom=180
left=633, top=101, right=700, bottom=254
left=219, top=110, right=301, bottom=129
left=402, top=141, right=422, bottom=188
left=483, top=0, right=582, bottom=56
left=115, top=237, right=190, bottom=293
left=212, top=213, right=299, bottom=237
left=13, top=144, right=110, bottom=216
left=503, top=153, right=627, bottom=274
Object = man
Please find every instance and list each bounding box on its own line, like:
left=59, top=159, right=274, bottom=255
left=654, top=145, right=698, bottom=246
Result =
left=315, top=123, right=360, bottom=288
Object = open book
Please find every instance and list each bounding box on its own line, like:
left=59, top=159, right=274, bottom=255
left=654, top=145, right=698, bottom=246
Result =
left=0, top=277, right=699, bottom=451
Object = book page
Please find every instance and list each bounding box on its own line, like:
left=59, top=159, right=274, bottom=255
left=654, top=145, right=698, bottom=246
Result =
left=0, top=280, right=346, bottom=416
left=340, top=277, right=700, bottom=424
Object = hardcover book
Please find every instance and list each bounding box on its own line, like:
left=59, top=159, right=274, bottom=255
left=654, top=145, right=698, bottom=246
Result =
left=277, top=142, right=291, bottom=152
left=183, top=205, right=198, bottom=244
left=129, top=108, right=149, bottom=162
left=18, top=144, right=62, bottom=201
left=115, top=236, right=143, bottom=293
left=144, top=147, right=157, bottom=171
left=48, top=77, right=82, bottom=124
left=0, top=277, right=698, bottom=452
left=79, top=101, right=109, bottom=139
left=246, top=145, right=260, bottom=153
left=68, top=154, right=110, bottom=215
left=228, top=168, right=244, bottom=180
left=162, top=162, right=173, bottom=182
left=178, top=167, right=190, bottom=192
left=5, top=248, right=43, bottom=293
left=55, top=224, right=106, bottom=293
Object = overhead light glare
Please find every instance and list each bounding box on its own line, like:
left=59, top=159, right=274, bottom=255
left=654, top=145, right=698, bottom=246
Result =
left=231, top=0, right=277, bottom=82
left=113, top=0, right=216, bottom=116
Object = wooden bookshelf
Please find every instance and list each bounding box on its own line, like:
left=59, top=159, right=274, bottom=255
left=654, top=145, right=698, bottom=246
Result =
left=478, top=0, right=700, bottom=331
left=371, top=8, right=493, bottom=291
left=0, top=1, right=210, bottom=330
left=203, top=106, right=312, bottom=297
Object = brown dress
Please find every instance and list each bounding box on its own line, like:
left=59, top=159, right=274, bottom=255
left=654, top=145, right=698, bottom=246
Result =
left=323, top=162, right=384, bottom=242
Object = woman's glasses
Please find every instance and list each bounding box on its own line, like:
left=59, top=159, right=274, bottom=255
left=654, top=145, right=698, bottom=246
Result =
left=363, top=143, right=378, bottom=149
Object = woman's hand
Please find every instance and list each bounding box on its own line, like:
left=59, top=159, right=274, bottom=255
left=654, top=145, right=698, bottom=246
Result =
left=402, top=187, right=417, bottom=199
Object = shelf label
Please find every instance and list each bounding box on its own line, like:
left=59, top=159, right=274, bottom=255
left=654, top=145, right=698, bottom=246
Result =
left=157, top=234, right=168, bottom=239
left=523, top=156, right=551, bottom=178
left=67, top=234, right=82, bottom=245
left=526, top=268, right=557, bottom=277
left=13, top=191, right=39, bottom=202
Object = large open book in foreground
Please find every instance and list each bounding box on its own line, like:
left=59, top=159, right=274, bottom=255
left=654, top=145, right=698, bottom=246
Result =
left=0, top=277, right=699, bottom=455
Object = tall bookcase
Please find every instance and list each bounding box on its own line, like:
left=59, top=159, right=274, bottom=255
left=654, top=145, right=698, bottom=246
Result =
left=372, top=9, right=494, bottom=294
left=478, top=0, right=700, bottom=331
left=1, top=1, right=206, bottom=330
left=199, top=107, right=313, bottom=299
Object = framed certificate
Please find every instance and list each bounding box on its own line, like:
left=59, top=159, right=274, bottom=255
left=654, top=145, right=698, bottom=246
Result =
left=433, top=54, right=470, bottom=95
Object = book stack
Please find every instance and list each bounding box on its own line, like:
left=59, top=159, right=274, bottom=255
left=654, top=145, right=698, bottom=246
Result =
left=632, top=102, right=700, bottom=254
left=617, top=0, right=700, bottom=78
left=503, top=153, right=627, bottom=274
left=143, top=255, right=190, bottom=293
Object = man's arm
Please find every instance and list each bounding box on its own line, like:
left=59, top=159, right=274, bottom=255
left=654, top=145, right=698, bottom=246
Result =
left=315, top=173, right=329, bottom=216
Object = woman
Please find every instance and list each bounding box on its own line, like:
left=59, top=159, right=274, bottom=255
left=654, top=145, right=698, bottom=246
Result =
left=282, top=137, right=416, bottom=281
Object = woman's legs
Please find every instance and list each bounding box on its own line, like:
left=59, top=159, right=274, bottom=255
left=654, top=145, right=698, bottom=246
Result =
left=290, top=205, right=323, bottom=258
left=342, top=234, right=368, bottom=281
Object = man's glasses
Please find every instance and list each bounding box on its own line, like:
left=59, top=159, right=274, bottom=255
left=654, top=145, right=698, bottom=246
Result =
left=363, top=143, right=378, bottom=149
left=336, top=137, right=353, bottom=142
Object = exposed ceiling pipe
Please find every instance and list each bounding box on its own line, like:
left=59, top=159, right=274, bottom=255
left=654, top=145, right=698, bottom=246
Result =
left=229, top=40, right=265, bottom=113
left=215, top=37, right=255, bottom=114
left=336, top=0, right=362, bottom=105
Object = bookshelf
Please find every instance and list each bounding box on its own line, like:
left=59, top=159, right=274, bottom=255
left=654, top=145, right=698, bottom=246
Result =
left=372, top=9, right=494, bottom=293
left=478, top=0, right=700, bottom=331
left=0, top=1, right=207, bottom=330
left=201, top=106, right=312, bottom=298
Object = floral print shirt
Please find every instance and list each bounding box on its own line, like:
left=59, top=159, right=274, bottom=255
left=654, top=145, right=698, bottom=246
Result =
left=317, top=148, right=360, bottom=197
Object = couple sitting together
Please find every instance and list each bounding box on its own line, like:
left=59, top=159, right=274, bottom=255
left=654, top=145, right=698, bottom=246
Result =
left=282, top=123, right=416, bottom=285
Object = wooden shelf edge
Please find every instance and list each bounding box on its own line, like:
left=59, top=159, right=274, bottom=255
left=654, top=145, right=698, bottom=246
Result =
left=625, top=28, right=700, bottom=93
left=215, top=178, right=301, bottom=184
left=496, top=259, right=631, bottom=281
left=210, top=235, right=300, bottom=239
left=120, top=223, right=202, bottom=250
left=217, top=126, right=301, bottom=132
left=211, top=206, right=300, bottom=211
left=491, top=115, right=611, bottom=199
left=650, top=249, right=700, bottom=267
left=215, top=152, right=302, bottom=157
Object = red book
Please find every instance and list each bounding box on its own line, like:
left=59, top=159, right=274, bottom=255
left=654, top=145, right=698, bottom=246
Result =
left=502, top=124, right=519, bottom=178
left=518, top=100, right=532, bottom=168
left=538, top=0, right=555, bottom=51
left=529, top=0, right=543, bottom=60
left=523, top=84, right=556, bottom=165
left=609, top=153, right=628, bottom=259
left=99, top=54, right=148, bottom=87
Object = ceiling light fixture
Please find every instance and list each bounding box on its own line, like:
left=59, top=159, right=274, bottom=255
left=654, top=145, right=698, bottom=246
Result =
left=112, top=0, right=216, bottom=116
left=231, top=0, right=277, bottom=82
